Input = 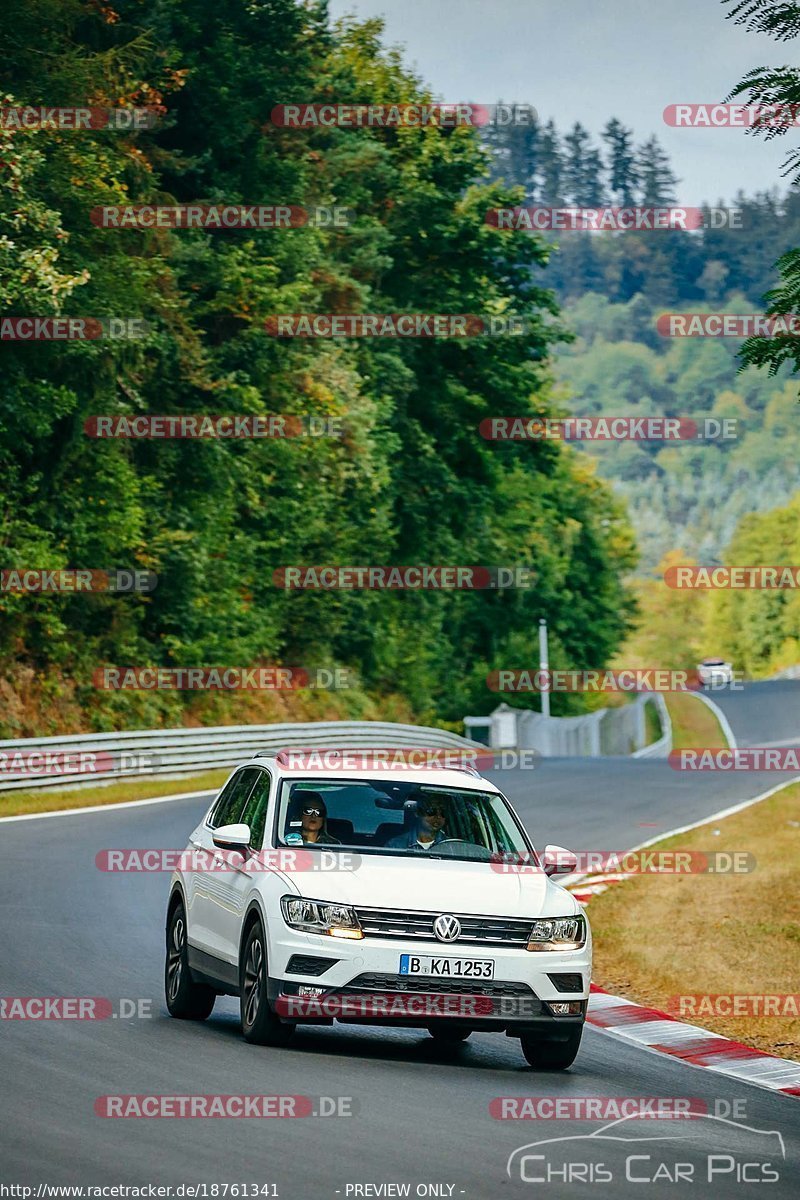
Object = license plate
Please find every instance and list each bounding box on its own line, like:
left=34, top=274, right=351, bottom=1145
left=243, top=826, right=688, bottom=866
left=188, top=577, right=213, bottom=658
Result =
left=399, top=954, right=494, bottom=979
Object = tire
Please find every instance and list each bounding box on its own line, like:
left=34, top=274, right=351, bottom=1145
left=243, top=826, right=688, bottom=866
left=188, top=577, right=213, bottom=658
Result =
left=240, top=919, right=295, bottom=1047
left=520, top=1025, right=583, bottom=1070
left=427, top=1025, right=471, bottom=1044
left=165, top=900, right=216, bottom=1020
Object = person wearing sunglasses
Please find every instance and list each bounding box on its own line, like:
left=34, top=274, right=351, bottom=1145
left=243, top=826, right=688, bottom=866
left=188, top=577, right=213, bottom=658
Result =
left=286, top=791, right=341, bottom=845
left=386, top=792, right=450, bottom=851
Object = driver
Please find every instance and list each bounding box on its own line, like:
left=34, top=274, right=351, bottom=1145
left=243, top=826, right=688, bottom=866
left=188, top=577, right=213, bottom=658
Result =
left=387, top=792, right=450, bottom=851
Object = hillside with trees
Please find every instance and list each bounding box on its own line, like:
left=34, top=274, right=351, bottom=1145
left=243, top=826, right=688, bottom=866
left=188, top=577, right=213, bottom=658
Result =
left=0, top=0, right=636, bottom=735
left=483, top=114, right=800, bottom=571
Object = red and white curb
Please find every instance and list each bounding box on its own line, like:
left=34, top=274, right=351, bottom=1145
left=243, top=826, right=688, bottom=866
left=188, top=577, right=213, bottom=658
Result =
left=565, top=871, right=632, bottom=904
left=587, top=986, right=800, bottom=1097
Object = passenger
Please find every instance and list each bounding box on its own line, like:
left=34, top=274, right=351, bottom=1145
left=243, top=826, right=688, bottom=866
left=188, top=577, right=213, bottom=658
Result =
left=286, top=792, right=341, bottom=845
left=387, top=793, right=450, bottom=851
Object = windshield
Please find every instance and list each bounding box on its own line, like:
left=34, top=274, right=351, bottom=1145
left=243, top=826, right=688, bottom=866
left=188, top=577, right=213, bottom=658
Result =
left=275, top=778, right=532, bottom=861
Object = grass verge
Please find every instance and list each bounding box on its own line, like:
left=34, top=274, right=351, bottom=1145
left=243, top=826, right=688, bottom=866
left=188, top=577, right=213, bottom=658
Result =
left=0, top=769, right=230, bottom=819
left=664, top=691, right=729, bottom=750
left=588, top=781, right=800, bottom=1060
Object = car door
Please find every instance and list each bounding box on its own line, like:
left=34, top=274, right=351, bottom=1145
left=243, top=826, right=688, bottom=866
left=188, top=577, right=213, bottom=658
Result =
left=188, top=767, right=260, bottom=957
left=202, top=766, right=275, bottom=965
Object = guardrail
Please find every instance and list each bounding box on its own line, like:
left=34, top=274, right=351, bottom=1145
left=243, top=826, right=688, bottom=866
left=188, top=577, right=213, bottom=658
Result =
left=465, top=694, right=672, bottom=758
left=767, top=665, right=800, bottom=680
left=0, top=721, right=485, bottom=793
left=630, top=693, right=672, bottom=759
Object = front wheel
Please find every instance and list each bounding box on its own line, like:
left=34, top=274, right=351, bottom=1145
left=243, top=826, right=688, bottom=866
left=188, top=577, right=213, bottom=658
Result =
left=165, top=901, right=216, bottom=1020
left=520, top=1026, right=583, bottom=1070
left=240, top=920, right=295, bottom=1046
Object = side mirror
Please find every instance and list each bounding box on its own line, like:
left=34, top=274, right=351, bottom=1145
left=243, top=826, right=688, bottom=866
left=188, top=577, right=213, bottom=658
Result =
left=212, top=823, right=252, bottom=852
left=541, top=844, right=578, bottom=877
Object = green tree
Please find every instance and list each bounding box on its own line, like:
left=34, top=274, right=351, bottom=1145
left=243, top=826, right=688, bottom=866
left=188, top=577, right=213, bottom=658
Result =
left=602, top=118, right=638, bottom=205
left=636, top=135, right=678, bottom=203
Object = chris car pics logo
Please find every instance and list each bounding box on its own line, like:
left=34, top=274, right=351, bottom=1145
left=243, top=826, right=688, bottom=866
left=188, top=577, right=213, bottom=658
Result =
left=506, top=1113, right=785, bottom=1185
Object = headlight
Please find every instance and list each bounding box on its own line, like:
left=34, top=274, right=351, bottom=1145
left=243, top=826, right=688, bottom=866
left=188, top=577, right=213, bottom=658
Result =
left=280, top=896, right=363, bottom=939
left=526, top=915, right=585, bottom=952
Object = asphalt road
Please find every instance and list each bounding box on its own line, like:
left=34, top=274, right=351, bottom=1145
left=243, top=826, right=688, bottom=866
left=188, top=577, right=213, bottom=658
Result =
left=2, top=683, right=799, bottom=1198
left=701, top=678, right=800, bottom=748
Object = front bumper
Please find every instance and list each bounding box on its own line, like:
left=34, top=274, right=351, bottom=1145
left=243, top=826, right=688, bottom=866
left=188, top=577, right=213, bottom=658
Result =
left=267, top=926, right=590, bottom=1031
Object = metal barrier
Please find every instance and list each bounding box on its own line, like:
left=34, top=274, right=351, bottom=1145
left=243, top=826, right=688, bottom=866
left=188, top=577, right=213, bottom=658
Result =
left=630, top=694, right=672, bottom=759
left=464, top=694, right=671, bottom=758
left=0, top=721, right=485, bottom=793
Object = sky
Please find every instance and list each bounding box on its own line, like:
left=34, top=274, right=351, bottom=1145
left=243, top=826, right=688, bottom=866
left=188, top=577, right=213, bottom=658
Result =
left=328, top=0, right=797, bottom=203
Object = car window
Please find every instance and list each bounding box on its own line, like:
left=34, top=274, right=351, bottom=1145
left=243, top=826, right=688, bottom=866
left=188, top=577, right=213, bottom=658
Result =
left=209, top=768, right=259, bottom=828
left=276, top=778, right=532, bottom=861
left=240, top=769, right=272, bottom=849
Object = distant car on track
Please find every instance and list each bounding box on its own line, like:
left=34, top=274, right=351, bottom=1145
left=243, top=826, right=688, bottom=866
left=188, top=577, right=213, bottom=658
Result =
left=697, top=657, right=734, bottom=688
left=165, top=751, right=590, bottom=1069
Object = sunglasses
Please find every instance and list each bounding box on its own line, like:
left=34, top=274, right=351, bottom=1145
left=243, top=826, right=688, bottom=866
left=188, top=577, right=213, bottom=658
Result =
left=422, top=807, right=446, bottom=817
left=302, top=806, right=324, bottom=817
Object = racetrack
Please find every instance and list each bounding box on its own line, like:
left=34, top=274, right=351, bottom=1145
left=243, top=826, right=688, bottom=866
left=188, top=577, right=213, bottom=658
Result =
left=700, top=678, right=800, bottom=749
left=2, top=683, right=799, bottom=1198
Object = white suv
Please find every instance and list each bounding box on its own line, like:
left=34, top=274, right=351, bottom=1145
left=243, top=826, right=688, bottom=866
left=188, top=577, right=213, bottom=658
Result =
left=165, top=753, right=591, bottom=1069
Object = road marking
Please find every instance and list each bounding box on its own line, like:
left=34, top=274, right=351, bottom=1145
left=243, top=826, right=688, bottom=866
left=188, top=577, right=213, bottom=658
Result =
left=691, top=689, right=738, bottom=750
left=562, top=775, right=800, bottom=893
left=0, top=788, right=214, bottom=823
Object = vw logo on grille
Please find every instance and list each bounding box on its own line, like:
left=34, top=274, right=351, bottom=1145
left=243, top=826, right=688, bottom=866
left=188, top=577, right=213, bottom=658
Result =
left=433, top=914, right=461, bottom=942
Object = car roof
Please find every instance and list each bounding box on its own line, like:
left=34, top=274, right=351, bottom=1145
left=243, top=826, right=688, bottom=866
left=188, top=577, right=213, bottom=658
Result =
left=250, top=756, right=500, bottom=792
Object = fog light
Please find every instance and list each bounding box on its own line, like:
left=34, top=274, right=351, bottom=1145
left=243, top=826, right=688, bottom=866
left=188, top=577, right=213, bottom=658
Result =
left=297, top=985, right=325, bottom=997
left=548, top=1001, right=582, bottom=1016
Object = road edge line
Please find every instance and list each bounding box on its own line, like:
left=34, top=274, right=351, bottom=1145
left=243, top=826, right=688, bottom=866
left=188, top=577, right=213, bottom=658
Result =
left=691, top=689, right=738, bottom=750
left=0, top=788, right=215, bottom=823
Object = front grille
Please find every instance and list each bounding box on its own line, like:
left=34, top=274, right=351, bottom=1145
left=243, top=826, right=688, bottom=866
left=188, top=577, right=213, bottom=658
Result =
left=354, top=906, right=533, bottom=947
left=548, top=973, right=584, bottom=993
left=345, top=972, right=537, bottom=1000
left=285, top=955, right=339, bottom=976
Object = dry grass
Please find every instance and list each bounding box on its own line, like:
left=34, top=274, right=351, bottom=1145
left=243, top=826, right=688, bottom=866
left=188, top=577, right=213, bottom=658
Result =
left=664, top=691, right=729, bottom=749
left=589, top=782, right=800, bottom=1059
left=0, top=769, right=230, bottom=819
